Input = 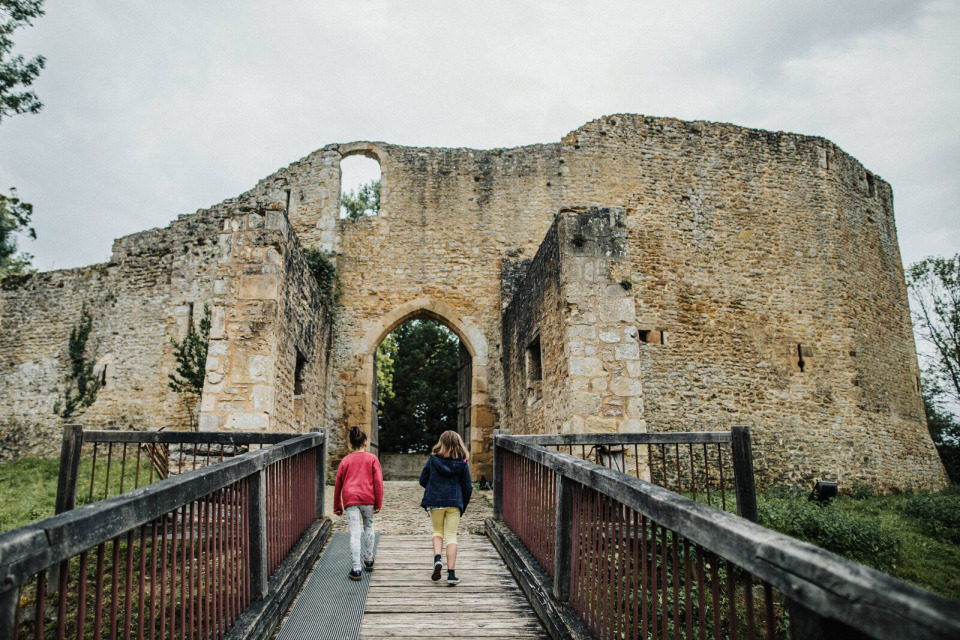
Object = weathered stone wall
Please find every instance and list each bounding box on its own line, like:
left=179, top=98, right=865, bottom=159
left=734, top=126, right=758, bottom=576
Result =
left=0, top=210, right=227, bottom=459
left=199, top=205, right=333, bottom=435
left=553, top=115, right=944, bottom=490
left=502, top=207, right=644, bottom=437
left=0, top=113, right=944, bottom=492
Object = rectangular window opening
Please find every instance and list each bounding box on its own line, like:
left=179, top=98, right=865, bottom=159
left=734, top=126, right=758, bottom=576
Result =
left=525, top=335, right=542, bottom=385
left=294, top=349, right=307, bottom=396
left=638, top=328, right=665, bottom=345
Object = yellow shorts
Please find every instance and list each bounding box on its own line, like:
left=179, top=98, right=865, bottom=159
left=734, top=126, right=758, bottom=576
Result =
left=429, top=507, right=461, bottom=545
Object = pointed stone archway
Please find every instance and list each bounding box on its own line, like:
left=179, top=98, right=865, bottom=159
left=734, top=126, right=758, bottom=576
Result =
left=348, top=298, right=494, bottom=478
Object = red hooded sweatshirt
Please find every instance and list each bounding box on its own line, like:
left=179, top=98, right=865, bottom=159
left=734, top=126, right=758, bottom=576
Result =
left=333, top=451, right=384, bottom=514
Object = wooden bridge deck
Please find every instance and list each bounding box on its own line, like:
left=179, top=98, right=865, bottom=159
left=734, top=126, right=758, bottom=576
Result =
left=358, top=534, right=548, bottom=639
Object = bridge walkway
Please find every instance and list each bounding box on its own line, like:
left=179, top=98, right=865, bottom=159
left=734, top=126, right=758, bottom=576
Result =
left=275, top=532, right=547, bottom=640
left=360, top=534, right=547, bottom=639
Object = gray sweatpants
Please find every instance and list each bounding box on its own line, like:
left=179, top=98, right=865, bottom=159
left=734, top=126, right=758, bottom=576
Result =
left=345, top=505, right=375, bottom=572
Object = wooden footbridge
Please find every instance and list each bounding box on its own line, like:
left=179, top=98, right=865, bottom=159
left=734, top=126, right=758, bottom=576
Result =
left=1, top=427, right=958, bottom=640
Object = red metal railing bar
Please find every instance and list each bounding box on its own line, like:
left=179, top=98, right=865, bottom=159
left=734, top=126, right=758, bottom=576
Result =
left=149, top=522, right=157, bottom=640
left=684, top=538, right=693, bottom=640
left=56, top=558, right=67, bottom=640
left=641, top=512, right=649, bottom=640
left=89, top=442, right=99, bottom=505
left=110, top=536, right=121, bottom=640
left=135, top=443, right=143, bottom=489
left=33, top=570, right=46, bottom=640
left=726, top=560, right=738, bottom=640
left=745, top=572, right=756, bottom=640
left=77, top=551, right=88, bottom=640
left=763, top=582, right=775, bottom=640
left=104, top=443, right=114, bottom=501
left=703, top=444, right=712, bottom=509
left=120, top=443, right=128, bottom=494
left=124, top=529, right=134, bottom=640
left=696, top=545, right=707, bottom=640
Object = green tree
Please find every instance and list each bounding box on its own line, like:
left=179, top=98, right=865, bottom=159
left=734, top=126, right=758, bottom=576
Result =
left=168, top=304, right=212, bottom=395
left=908, top=255, right=960, bottom=406
left=908, top=254, right=960, bottom=481
left=1, top=0, right=45, bottom=121
left=0, top=0, right=45, bottom=279
left=923, top=384, right=960, bottom=482
left=376, top=331, right=397, bottom=405
left=341, top=179, right=380, bottom=219
left=376, top=319, right=458, bottom=453
left=168, top=304, right=211, bottom=431
left=0, top=187, right=35, bottom=278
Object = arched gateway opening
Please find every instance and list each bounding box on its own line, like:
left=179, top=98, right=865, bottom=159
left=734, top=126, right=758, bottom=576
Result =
left=354, top=299, right=493, bottom=480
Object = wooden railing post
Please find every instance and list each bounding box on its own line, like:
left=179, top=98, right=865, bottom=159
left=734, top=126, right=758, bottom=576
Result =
left=311, top=428, right=327, bottom=518
left=493, top=429, right=509, bottom=519
left=249, top=468, right=269, bottom=600
left=0, top=587, right=16, bottom=640
left=54, top=424, right=83, bottom=515
left=731, top=425, right=758, bottom=523
left=552, top=474, right=574, bottom=602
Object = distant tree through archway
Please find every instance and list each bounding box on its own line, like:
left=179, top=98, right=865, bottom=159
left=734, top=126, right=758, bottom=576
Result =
left=375, top=319, right=459, bottom=453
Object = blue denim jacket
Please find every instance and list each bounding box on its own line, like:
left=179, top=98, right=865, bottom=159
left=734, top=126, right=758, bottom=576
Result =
left=419, top=455, right=472, bottom=515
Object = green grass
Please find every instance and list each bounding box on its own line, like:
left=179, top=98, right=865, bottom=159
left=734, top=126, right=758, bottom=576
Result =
left=0, top=456, right=155, bottom=532
left=756, top=485, right=960, bottom=601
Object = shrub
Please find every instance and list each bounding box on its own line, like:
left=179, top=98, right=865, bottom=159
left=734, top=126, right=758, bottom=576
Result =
left=759, top=500, right=902, bottom=570
left=897, top=491, right=960, bottom=543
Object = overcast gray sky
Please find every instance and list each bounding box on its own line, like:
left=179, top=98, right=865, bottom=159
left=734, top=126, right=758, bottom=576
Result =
left=1, top=0, right=957, bottom=272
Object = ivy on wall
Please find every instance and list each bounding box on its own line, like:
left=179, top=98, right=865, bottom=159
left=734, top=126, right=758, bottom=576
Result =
left=53, top=305, right=102, bottom=418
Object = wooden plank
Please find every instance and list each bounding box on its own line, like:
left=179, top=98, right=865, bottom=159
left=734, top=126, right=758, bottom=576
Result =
left=54, top=424, right=83, bottom=515
left=359, top=534, right=548, bottom=639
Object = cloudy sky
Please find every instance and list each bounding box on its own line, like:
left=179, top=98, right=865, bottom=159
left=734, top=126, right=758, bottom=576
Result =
left=1, top=0, right=957, bottom=272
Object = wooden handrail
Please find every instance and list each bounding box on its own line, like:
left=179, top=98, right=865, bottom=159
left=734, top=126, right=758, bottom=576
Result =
left=494, top=433, right=960, bottom=640
left=0, top=433, right=322, bottom=589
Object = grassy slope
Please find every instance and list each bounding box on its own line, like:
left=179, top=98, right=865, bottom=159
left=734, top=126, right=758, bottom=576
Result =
left=0, top=457, right=154, bottom=532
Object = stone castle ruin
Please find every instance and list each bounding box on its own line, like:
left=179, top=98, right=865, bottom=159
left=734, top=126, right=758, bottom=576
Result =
left=0, top=114, right=948, bottom=491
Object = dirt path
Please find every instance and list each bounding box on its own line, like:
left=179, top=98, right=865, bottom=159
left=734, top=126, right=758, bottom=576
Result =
left=324, top=480, right=494, bottom=536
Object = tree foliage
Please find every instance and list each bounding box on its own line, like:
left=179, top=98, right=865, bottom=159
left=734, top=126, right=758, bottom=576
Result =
left=54, top=306, right=102, bottom=418
left=376, top=319, right=458, bottom=453
left=168, top=304, right=211, bottom=396
left=341, top=179, right=380, bottom=219
left=376, top=332, right=397, bottom=405
left=908, top=254, right=960, bottom=481
left=0, top=0, right=45, bottom=122
left=303, top=248, right=340, bottom=312
left=0, top=186, right=35, bottom=278
left=907, top=255, right=960, bottom=406
left=0, top=1, right=44, bottom=279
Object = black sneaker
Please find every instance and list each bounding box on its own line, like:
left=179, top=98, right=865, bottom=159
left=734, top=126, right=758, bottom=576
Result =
left=349, top=569, right=362, bottom=581
left=364, top=559, right=375, bottom=571
left=431, top=559, right=442, bottom=581
left=447, top=570, right=460, bottom=585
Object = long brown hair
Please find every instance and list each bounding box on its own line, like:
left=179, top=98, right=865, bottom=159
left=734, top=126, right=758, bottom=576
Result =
left=432, top=430, right=469, bottom=461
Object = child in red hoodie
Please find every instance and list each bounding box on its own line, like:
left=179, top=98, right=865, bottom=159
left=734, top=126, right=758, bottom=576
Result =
left=334, top=426, right=384, bottom=580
